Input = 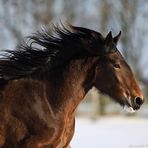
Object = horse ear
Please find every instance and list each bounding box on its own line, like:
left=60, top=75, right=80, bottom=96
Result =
left=113, top=31, right=121, bottom=45
left=105, top=31, right=113, bottom=45
left=104, top=31, right=113, bottom=53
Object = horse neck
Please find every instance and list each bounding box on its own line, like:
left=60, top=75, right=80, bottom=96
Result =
left=46, top=56, right=98, bottom=115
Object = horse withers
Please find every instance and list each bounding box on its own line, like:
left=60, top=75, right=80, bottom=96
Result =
left=0, top=24, right=144, bottom=147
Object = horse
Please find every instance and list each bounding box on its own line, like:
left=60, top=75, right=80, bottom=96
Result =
left=0, top=24, right=144, bottom=148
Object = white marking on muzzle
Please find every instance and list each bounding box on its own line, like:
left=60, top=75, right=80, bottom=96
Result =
left=123, top=106, right=135, bottom=113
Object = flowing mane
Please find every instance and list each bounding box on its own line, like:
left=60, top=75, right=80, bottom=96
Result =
left=0, top=24, right=104, bottom=81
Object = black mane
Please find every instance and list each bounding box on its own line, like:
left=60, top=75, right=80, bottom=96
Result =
left=0, top=24, right=104, bottom=80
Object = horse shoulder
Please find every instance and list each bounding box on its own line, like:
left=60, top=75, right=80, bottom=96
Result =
left=0, top=79, right=64, bottom=147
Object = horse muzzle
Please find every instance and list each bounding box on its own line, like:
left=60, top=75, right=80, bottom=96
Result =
left=124, top=96, right=144, bottom=113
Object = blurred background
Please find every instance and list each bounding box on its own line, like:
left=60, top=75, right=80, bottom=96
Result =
left=0, top=0, right=148, bottom=147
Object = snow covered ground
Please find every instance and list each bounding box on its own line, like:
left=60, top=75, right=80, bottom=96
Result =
left=71, top=116, right=148, bottom=148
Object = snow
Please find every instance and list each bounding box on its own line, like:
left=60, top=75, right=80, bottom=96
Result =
left=71, top=116, right=148, bottom=148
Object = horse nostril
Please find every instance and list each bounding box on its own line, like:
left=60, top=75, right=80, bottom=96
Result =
left=134, top=97, right=143, bottom=106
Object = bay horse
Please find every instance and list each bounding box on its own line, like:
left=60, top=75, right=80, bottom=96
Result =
left=0, top=24, right=144, bottom=148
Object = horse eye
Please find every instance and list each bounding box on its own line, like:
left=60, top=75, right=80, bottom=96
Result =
left=113, top=63, right=120, bottom=69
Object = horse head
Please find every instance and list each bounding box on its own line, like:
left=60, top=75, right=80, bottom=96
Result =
left=93, top=31, right=144, bottom=112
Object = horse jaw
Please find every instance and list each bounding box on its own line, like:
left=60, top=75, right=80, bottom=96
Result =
left=123, top=106, right=135, bottom=113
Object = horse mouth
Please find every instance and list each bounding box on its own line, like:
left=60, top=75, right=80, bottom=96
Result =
left=123, top=105, right=136, bottom=113
left=121, top=97, right=140, bottom=113
left=123, top=99, right=141, bottom=113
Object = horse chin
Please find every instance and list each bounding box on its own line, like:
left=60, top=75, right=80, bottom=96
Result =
left=123, top=105, right=135, bottom=113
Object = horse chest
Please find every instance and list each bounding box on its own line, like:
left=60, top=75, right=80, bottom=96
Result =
left=53, top=115, right=75, bottom=148
left=33, top=98, right=75, bottom=147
